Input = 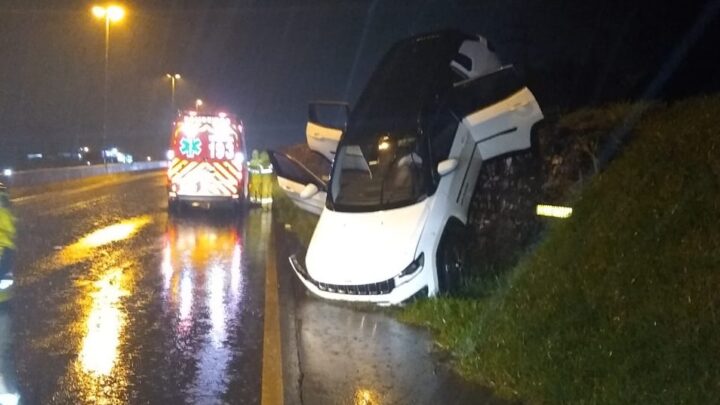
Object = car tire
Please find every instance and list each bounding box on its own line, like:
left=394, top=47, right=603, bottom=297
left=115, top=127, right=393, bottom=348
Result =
left=436, top=221, right=467, bottom=294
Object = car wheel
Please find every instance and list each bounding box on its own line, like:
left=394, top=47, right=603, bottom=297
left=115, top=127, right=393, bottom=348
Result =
left=437, top=222, right=467, bottom=294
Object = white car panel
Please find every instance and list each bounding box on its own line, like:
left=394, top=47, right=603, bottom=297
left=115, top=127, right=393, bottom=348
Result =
left=306, top=121, right=342, bottom=161
left=305, top=200, right=431, bottom=285
left=277, top=176, right=326, bottom=215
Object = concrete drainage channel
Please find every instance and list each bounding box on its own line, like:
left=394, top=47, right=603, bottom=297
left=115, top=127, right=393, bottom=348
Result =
left=1, top=162, right=167, bottom=188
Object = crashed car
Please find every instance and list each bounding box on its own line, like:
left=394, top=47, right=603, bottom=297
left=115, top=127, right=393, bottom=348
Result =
left=273, top=31, right=543, bottom=305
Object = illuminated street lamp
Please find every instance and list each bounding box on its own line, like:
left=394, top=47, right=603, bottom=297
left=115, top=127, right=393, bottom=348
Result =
left=195, top=98, right=203, bottom=112
left=92, top=4, right=125, bottom=168
left=166, top=73, right=181, bottom=113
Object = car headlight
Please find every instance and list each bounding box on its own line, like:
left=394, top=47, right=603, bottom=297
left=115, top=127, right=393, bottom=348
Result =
left=395, top=253, right=424, bottom=285
left=0, top=279, right=13, bottom=290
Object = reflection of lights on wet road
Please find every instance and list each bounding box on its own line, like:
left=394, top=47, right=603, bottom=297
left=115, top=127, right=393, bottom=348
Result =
left=208, top=265, right=226, bottom=346
left=162, top=219, right=246, bottom=402
left=79, top=268, right=128, bottom=376
left=230, top=243, right=243, bottom=302
left=179, top=271, right=193, bottom=323
left=161, top=242, right=173, bottom=290
left=76, top=217, right=151, bottom=248
left=354, top=388, right=381, bottom=405
left=60, top=216, right=151, bottom=264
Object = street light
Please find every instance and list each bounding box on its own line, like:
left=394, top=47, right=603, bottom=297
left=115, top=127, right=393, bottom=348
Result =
left=92, top=4, right=125, bottom=168
left=195, top=98, right=203, bottom=112
left=166, top=73, right=181, bottom=113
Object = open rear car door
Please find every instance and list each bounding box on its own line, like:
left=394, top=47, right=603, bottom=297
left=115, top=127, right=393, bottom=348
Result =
left=305, top=101, right=348, bottom=162
left=269, top=148, right=329, bottom=215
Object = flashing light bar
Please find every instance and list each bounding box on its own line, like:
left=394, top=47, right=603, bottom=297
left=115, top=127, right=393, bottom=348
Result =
left=536, top=204, right=573, bottom=219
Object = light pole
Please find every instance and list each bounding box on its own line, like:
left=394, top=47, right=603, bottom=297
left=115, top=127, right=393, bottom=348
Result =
left=166, top=73, right=181, bottom=114
left=195, top=98, right=203, bottom=113
left=92, top=4, right=125, bottom=168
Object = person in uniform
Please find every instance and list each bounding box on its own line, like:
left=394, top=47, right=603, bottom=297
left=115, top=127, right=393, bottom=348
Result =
left=0, top=183, right=16, bottom=280
left=258, top=151, right=274, bottom=208
left=247, top=150, right=262, bottom=205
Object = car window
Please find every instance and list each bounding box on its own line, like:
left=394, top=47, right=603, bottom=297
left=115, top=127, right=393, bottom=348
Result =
left=271, top=152, right=326, bottom=190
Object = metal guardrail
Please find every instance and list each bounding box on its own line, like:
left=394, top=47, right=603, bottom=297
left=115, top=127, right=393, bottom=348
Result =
left=1, top=161, right=168, bottom=188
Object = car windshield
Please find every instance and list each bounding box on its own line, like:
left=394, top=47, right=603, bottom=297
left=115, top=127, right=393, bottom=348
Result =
left=330, top=133, right=428, bottom=212
left=326, top=33, right=466, bottom=213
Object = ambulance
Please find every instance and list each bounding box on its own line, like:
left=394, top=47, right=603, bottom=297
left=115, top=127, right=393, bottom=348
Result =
left=167, top=112, right=248, bottom=212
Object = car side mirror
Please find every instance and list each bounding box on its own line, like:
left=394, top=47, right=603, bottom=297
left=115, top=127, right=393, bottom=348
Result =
left=437, top=159, right=459, bottom=176
left=300, top=183, right=319, bottom=199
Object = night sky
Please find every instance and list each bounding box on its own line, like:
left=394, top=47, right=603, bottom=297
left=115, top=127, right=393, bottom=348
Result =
left=0, top=0, right=718, bottom=165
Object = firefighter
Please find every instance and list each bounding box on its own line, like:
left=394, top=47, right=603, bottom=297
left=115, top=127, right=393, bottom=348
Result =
left=248, top=150, right=263, bottom=204
left=259, top=151, right=274, bottom=208
left=0, top=183, right=16, bottom=280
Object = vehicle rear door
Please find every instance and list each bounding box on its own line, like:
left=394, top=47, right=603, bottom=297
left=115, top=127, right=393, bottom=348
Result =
left=305, top=101, right=349, bottom=161
left=269, top=150, right=328, bottom=215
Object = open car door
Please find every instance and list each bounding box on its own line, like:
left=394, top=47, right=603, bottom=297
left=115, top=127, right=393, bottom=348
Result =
left=269, top=150, right=328, bottom=215
left=448, top=66, right=544, bottom=210
left=305, top=101, right=348, bottom=161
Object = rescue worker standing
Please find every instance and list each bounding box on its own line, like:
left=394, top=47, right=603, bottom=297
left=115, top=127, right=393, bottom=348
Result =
left=248, top=150, right=263, bottom=204
left=259, top=151, right=274, bottom=208
left=0, top=183, right=16, bottom=279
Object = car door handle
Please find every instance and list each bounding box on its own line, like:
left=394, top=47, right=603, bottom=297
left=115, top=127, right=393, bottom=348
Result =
left=510, top=101, right=530, bottom=111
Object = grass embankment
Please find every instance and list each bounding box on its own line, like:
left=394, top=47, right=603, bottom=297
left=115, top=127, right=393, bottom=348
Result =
left=401, top=95, right=720, bottom=403
left=272, top=182, right=318, bottom=245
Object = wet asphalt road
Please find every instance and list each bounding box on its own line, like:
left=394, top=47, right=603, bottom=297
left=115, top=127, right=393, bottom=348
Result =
left=0, top=171, right=506, bottom=405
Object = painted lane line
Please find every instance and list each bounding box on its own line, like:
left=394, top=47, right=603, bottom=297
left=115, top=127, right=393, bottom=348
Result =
left=262, top=229, right=284, bottom=405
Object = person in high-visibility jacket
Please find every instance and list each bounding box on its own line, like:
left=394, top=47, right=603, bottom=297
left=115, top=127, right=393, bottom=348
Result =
left=0, top=183, right=16, bottom=280
left=248, top=150, right=263, bottom=205
left=259, top=151, right=274, bottom=207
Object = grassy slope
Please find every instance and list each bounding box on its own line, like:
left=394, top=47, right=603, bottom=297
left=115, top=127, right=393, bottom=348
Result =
left=401, top=95, right=720, bottom=404
left=272, top=181, right=319, bottom=245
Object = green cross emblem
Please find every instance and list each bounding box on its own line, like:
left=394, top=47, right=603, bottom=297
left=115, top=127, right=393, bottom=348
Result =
left=180, top=137, right=202, bottom=158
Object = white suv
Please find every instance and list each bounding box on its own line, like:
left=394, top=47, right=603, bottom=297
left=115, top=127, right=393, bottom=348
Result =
left=273, top=31, right=543, bottom=305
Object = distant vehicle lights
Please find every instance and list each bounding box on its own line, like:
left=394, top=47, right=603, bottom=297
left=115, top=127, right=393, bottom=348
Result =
left=2, top=169, right=12, bottom=177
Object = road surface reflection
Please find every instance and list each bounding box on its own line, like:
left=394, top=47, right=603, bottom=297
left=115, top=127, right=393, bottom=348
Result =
left=162, top=214, right=247, bottom=402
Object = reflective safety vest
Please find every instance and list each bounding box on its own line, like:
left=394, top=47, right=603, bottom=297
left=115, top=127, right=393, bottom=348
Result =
left=0, top=208, right=16, bottom=250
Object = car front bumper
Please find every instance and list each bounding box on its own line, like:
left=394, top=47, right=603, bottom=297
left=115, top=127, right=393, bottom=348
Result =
left=289, top=254, right=428, bottom=306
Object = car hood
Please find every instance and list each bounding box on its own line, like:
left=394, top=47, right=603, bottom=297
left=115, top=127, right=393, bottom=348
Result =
left=305, top=199, right=431, bottom=285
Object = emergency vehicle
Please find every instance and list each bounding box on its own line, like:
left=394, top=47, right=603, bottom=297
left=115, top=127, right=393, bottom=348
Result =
left=167, top=112, right=248, bottom=212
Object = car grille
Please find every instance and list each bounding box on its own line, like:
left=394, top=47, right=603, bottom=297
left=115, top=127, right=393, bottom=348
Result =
left=290, top=254, right=396, bottom=295
left=315, top=279, right=396, bottom=295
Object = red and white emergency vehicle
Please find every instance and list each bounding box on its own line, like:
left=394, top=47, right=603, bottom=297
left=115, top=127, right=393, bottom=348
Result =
left=167, top=111, right=248, bottom=211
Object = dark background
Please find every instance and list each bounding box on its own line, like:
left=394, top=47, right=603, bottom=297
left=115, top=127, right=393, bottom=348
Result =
left=0, top=0, right=718, bottom=166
